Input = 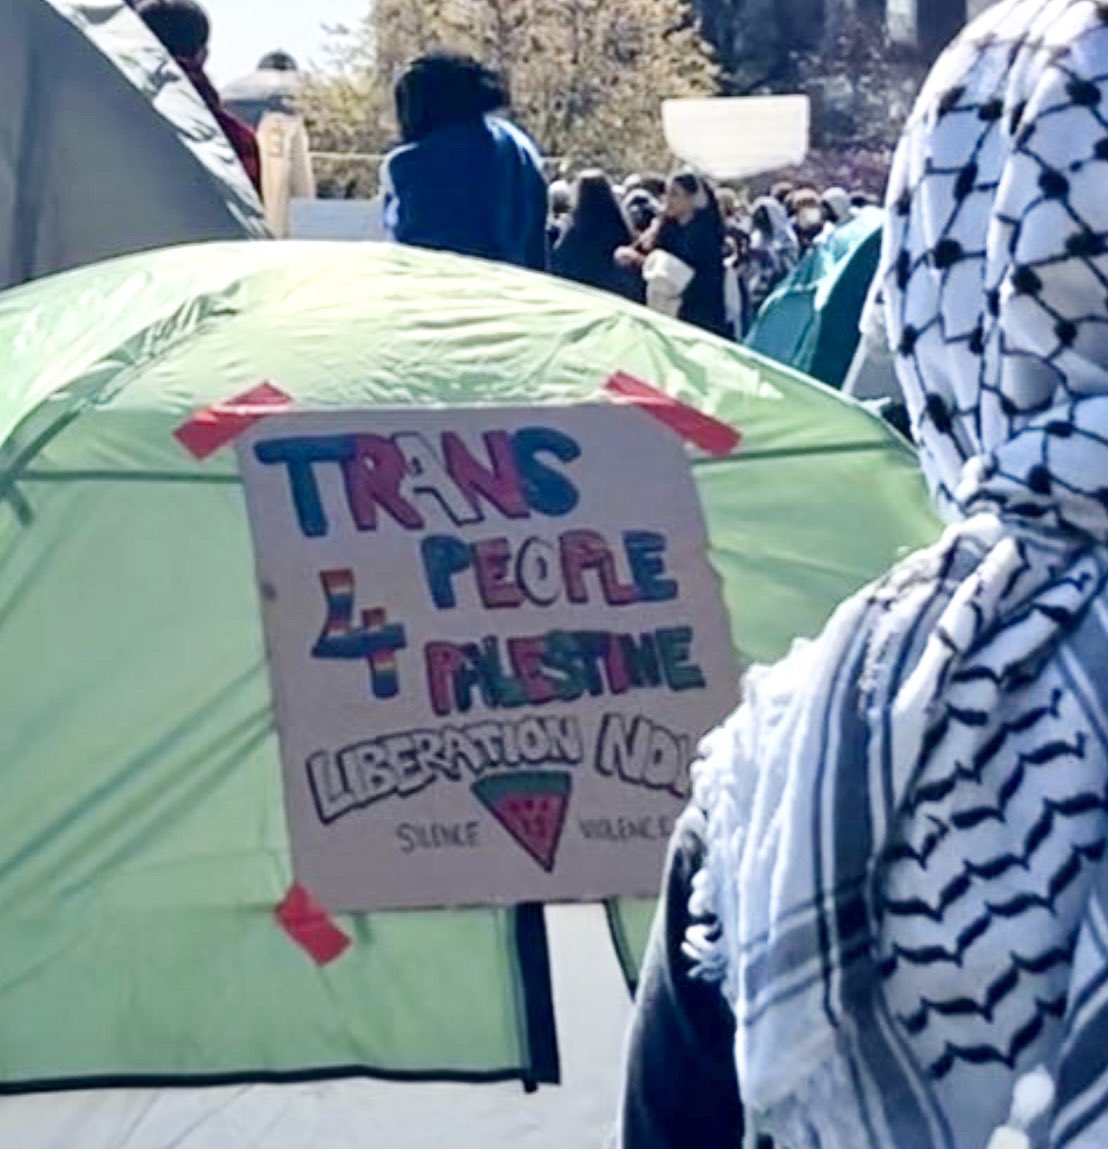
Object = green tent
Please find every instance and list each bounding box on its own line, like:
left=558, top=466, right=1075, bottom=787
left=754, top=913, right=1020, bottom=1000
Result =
left=0, top=241, right=937, bottom=1096
left=746, top=207, right=884, bottom=389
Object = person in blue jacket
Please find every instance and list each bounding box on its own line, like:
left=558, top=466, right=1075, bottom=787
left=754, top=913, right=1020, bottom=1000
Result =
left=382, top=53, right=548, bottom=272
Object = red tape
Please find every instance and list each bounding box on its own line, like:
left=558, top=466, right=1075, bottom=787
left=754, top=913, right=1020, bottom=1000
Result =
left=605, top=371, right=741, bottom=457
left=276, top=883, right=352, bottom=967
left=174, top=381, right=293, bottom=460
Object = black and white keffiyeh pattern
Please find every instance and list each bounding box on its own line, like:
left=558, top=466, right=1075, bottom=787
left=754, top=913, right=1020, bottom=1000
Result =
left=689, top=3, right=1108, bottom=1146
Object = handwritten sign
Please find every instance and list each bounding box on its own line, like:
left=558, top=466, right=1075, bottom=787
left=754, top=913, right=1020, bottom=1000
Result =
left=238, top=405, right=739, bottom=911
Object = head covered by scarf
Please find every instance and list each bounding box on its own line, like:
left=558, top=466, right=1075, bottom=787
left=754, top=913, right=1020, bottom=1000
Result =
left=822, top=186, right=853, bottom=225
left=689, top=2, right=1108, bottom=1146
left=751, top=195, right=798, bottom=253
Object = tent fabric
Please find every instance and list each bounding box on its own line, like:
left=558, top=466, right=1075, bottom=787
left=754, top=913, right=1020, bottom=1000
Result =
left=0, top=0, right=266, bottom=293
left=0, top=242, right=936, bottom=1140
left=745, top=207, right=884, bottom=389
left=0, top=905, right=634, bottom=1149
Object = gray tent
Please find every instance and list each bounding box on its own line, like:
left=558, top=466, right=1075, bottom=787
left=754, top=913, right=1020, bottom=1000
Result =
left=0, top=0, right=267, bottom=293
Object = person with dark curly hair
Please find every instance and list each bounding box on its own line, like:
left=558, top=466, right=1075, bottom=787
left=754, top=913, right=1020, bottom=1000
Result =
left=382, top=53, right=548, bottom=271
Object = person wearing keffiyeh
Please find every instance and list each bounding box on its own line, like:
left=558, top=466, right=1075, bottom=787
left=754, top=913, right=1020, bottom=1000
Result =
left=619, top=3, right=1108, bottom=1147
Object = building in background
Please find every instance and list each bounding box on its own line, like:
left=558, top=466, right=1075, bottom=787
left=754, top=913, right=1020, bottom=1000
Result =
left=695, top=0, right=998, bottom=83
left=886, top=0, right=996, bottom=58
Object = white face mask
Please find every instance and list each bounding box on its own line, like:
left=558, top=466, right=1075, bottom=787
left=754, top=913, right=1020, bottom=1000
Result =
left=798, top=206, right=824, bottom=231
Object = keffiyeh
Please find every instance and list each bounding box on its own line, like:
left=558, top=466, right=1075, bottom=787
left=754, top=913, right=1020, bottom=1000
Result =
left=690, top=3, right=1108, bottom=1146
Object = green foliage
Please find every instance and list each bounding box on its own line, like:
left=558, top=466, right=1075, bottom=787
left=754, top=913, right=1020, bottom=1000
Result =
left=300, top=0, right=719, bottom=178
left=298, top=0, right=939, bottom=192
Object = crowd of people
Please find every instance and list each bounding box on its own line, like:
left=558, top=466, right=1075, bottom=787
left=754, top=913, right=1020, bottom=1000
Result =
left=377, top=50, right=875, bottom=342
left=549, top=170, right=874, bottom=338
left=125, top=6, right=870, bottom=342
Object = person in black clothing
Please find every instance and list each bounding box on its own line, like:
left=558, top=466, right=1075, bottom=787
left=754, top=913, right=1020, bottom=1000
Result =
left=551, top=171, right=644, bottom=303
left=619, top=806, right=747, bottom=1149
left=617, top=172, right=729, bottom=337
left=657, top=172, right=729, bottom=337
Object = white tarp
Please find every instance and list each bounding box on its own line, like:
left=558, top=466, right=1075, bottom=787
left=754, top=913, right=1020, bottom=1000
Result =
left=0, top=0, right=267, bottom=292
left=663, top=95, right=810, bottom=181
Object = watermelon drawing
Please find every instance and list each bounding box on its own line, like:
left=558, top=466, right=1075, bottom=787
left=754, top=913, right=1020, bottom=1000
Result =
left=471, top=772, right=573, bottom=874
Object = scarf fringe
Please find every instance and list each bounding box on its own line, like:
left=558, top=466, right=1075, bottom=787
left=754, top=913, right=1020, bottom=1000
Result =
left=683, top=869, right=728, bottom=982
left=685, top=669, right=778, bottom=995
left=744, top=1041, right=878, bottom=1149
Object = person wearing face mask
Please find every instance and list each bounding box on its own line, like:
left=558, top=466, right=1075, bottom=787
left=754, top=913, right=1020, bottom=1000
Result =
left=624, top=190, right=661, bottom=240
left=788, top=187, right=830, bottom=252
left=617, top=171, right=729, bottom=337
left=618, top=2, right=1108, bottom=1147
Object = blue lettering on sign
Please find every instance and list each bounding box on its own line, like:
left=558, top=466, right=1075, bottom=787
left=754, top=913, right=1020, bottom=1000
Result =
left=254, top=427, right=583, bottom=538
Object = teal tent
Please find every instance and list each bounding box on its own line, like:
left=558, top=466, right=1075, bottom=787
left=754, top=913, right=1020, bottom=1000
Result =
left=0, top=242, right=937, bottom=1146
left=746, top=207, right=884, bottom=389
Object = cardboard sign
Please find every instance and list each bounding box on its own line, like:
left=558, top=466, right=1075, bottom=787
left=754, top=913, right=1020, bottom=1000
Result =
left=238, top=405, right=739, bottom=911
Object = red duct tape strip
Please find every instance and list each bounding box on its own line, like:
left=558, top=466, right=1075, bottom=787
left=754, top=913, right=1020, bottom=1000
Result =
left=175, top=381, right=293, bottom=460
left=276, top=883, right=352, bottom=966
left=605, top=371, right=741, bottom=457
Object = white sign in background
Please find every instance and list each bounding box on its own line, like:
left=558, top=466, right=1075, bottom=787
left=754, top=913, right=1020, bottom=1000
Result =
left=238, top=405, right=739, bottom=911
